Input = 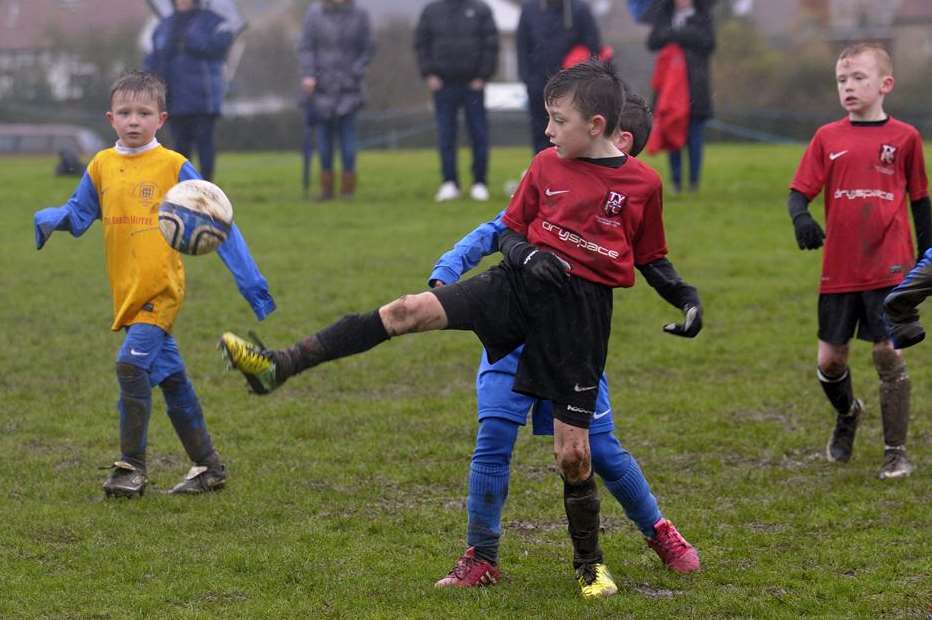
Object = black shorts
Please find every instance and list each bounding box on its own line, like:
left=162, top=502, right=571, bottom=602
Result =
left=431, top=262, right=612, bottom=428
left=818, top=287, right=893, bottom=344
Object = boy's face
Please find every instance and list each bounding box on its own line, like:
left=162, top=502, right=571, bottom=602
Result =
left=544, top=95, right=606, bottom=159
left=106, top=92, right=167, bottom=148
left=835, top=52, right=893, bottom=119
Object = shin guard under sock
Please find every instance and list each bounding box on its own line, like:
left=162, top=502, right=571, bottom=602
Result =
left=116, top=362, right=152, bottom=469
left=874, top=349, right=910, bottom=447
left=818, top=366, right=855, bottom=415
left=161, top=371, right=216, bottom=465
left=564, top=474, right=603, bottom=569
left=280, top=311, right=389, bottom=377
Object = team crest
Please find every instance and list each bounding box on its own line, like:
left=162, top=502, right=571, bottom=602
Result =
left=879, top=144, right=896, bottom=165
left=603, top=191, right=626, bottom=217
left=137, top=182, right=158, bottom=203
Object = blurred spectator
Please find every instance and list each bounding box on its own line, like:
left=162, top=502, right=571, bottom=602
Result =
left=415, top=0, right=499, bottom=203
left=145, top=0, right=234, bottom=182
left=647, top=0, right=715, bottom=193
left=517, top=0, right=601, bottom=153
left=299, top=0, right=374, bottom=201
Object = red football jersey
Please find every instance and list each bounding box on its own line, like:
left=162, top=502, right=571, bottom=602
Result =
left=502, top=148, right=668, bottom=288
left=791, top=117, right=929, bottom=293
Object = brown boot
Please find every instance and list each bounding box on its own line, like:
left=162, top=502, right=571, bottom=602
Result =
left=318, top=171, right=335, bottom=201
left=340, top=171, right=356, bottom=199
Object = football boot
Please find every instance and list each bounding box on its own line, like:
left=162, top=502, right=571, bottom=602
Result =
left=576, top=563, right=618, bottom=599
left=879, top=447, right=914, bottom=480
left=169, top=463, right=227, bottom=494
left=826, top=399, right=864, bottom=463
left=102, top=460, right=147, bottom=498
left=219, top=331, right=282, bottom=395
left=434, top=547, right=501, bottom=588
left=647, top=519, right=701, bottom=574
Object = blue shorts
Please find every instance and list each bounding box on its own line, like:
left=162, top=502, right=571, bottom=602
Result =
left=475, top=347, right=614, bottom=435
left=116, top=323, right=186, bottom=386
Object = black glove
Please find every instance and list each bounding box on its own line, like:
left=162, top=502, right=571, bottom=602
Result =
left=663, top=304, right=702, bottom=338
left=523, top=249, right=571, bottom=289
left=792, top=212, right=825, bottom=250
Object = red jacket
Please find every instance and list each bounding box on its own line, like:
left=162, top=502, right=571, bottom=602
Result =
left=647, top=43, right=690, bottom=155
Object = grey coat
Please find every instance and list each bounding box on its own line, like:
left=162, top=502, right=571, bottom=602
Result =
left=298, top=1, right=374, bottom=119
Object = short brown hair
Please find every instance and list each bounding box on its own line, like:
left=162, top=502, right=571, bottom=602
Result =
left=838, top=42, right=893, bottom=76
left=544, top=59, right=625, bottom=136
left=619, top=91, right=652, bottom=157
left=109, top=71, right=167, bottom=112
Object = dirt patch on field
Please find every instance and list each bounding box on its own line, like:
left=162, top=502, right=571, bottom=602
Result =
left=633, top=583, right=682, bottom=599
left=731, top=408, right=798, bottom=431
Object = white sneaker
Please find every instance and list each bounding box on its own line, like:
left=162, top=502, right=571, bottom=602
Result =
left=470, top=183, right=490, bottom=201
left=435, top=181, right=460, bottom=202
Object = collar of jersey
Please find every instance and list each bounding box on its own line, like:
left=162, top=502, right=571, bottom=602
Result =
left=114, top=138, right=160, bottom=156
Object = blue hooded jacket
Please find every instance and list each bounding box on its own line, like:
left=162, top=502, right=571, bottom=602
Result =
left=145, top=8, right=233, bottom=116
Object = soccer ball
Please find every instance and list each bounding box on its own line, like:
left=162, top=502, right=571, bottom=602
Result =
left=158, top=179, right=233, bottom=256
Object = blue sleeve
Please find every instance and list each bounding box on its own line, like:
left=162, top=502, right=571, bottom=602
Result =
left=428, top=211, right=507, bottom=286
left=33, top=172, right=100, bottom=249
left=216, top=223, right=276, bottom=321
left=178, top=161, right=200, bottom=181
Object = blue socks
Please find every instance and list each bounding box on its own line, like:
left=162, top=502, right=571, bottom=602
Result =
left=116, top=362, right=152, bottom=469
left=591, top=431, right=662, bottom=538
left=161, top=371, right=215, bottom=464
left=466, top=417, right=518, bottom=564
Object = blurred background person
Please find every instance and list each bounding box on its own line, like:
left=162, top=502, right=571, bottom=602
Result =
left=299, top=0, right=374, bottom=201
left=145, top=0, right=234, bottom=182
left=415, top=0, right=499, bottom=203
left=517, top=0, right=601, bottom=154
left=646, top=0, right=716, bottom=193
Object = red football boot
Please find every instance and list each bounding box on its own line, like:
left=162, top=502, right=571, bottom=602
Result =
left=434, top=547, right=501, bottom=588
left=647, top=519, right=701, bottom=574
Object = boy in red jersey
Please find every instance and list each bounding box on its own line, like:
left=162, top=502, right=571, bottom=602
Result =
left=220, top=60, right=702, bottom=597
left=787, top=43, right=929, bottom=479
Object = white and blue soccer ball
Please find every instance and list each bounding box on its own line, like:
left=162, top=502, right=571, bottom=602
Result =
left=158, top=179, right=234, bottom=256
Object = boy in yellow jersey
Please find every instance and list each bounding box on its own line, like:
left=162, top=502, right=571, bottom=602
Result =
left=34, top=72, right=275, bottom=497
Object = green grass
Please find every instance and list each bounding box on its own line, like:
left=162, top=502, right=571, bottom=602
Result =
left=0, top=145, right=930, bottom=619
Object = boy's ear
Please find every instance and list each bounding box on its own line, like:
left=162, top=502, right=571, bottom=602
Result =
left=880, top=74, right=895, bottom=95
left=616, top=130, right=634, bottom=152
left=589, top=113, right=607, bottom=137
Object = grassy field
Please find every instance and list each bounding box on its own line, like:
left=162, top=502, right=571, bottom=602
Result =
left=0, top=145, right=929, bottom=619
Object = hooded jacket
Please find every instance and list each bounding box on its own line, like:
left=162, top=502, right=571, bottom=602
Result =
left=414, top=0, right=499, bottom=83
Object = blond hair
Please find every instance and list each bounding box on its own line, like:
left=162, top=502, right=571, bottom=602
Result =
left=109, top=71, right=167, bottom=112
left=838, top=42, right=893, bottom=76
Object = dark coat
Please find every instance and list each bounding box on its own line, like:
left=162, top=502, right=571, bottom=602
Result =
left=145, top=9, right=233, bottom=117
left=414, top=0, right=499, bottom=83
left=299, top=1, right=374, bottom=119
left=646, top=0, right=715, bottom=120
left=516, top=0, right=601, bottom=89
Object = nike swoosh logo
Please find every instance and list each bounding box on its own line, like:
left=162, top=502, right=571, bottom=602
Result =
left=129, top=349, right=149, bottom=357
left=829, top=151, right=848, bottom=161
left=573, top=383, right=597, bottom=392
left=545, top=188, right=569, bottom=196
left=592, top=408, right=611, bottom=420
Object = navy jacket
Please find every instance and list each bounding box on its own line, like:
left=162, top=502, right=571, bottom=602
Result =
left=517, top=0, right=601, bottom=88
left=145, top=9, right=233, bottom=116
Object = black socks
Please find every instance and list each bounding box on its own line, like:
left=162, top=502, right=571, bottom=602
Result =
left=280, top=310, right=390, bottom=378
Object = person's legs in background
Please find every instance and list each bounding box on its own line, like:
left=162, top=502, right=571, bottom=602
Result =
left=686, top=118, right=706, bottom=192
left=525, top=82, right=550, bottom=154
left=337, top=111, right=358, bottom=199
left=170, top=115, right=196, bottom=162
left=317, top=117, right=336, bottom=200
left=463, top=86, right=490, bottom=201
left=433, top=85, right=462, bottom=201
left=191, top=114, right=217, bottom=182
left=668, top=149, right=683, bottom=193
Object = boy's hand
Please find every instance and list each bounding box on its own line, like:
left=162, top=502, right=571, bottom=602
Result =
left=792, top=212, right=825, bottom=250
left=663, top=305, right=702, bottom=338
left=523, top=250, right=571, bottom=289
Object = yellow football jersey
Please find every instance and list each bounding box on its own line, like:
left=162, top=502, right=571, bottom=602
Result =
left=86, top=146, right=187, bottom=332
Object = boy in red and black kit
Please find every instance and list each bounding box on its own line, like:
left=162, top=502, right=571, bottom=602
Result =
left=219, top=60, right=701, bottom=597
left=788, top=42, right=929, bottom=479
